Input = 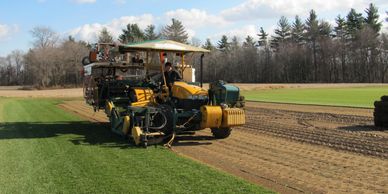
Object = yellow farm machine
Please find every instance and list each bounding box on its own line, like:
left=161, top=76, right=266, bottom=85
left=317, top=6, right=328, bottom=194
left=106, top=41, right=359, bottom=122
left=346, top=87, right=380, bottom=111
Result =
left=82, top=40, right=246, bottom=147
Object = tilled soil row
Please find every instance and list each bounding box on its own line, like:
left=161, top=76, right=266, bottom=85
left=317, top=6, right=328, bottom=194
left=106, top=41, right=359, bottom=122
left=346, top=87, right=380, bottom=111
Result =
left=243, top=123, right=387, bottom=158
left=243, top=105, right=388, bottom=158
left=245, top=106, right=373, bottom=125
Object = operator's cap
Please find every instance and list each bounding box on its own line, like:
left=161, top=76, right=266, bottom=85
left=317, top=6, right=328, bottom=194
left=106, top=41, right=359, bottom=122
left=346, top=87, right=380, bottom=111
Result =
left=165, top=62, right=172, bottom=67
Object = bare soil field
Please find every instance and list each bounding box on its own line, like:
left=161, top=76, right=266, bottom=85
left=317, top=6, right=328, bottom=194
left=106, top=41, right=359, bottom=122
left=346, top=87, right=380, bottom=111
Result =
left=59, top=100, right=388, bottom=194
left=0, top=87, right=83, bottom=98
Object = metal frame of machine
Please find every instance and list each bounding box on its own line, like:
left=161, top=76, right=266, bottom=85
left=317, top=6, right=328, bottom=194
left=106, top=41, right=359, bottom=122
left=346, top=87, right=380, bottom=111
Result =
left=82, top=40, right=246, bottom=147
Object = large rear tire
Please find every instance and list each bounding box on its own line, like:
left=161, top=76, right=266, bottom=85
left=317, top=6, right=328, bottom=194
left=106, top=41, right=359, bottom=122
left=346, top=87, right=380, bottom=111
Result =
left=211, top=127, right=232, bottom=139
left=374, top=98, right=388, bottom=129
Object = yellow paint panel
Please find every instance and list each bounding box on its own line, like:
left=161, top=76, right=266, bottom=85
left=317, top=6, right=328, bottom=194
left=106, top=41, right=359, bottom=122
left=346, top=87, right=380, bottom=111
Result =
left=122, top=116, right=130, bottom=135
left=105, top=101, right=114, bottom=116
left=200, top=105, right=223, bottom=128
left=132, top=126, right=143, bottom=145
left=134, top=88, right=153, bottom=102
left=221, top=108, right=245, bottom=127
left=131, top=100, right=151, bottom=107
left=172, top=81, right=207, bottom=99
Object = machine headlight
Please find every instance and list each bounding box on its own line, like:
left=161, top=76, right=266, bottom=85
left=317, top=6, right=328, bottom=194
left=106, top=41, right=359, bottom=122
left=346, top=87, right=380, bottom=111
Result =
left=220, top=103, right=229, bottom=109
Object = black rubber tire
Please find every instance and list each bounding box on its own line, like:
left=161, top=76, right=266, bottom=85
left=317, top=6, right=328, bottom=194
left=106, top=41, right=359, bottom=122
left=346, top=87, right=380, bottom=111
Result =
left=211, top=127, right=232, bottom=139
left=82, top=56, right=91, bottom=66
left=157, top=104, right=174, bottom=135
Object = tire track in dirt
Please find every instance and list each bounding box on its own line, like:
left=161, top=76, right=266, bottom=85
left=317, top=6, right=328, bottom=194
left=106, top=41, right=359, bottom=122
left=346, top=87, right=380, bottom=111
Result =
left=59, top=101, right=388, bottom=194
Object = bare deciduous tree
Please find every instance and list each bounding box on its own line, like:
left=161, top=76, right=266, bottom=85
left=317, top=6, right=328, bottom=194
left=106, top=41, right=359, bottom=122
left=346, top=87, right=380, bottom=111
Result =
left=30, top=26, right=59, bottom=49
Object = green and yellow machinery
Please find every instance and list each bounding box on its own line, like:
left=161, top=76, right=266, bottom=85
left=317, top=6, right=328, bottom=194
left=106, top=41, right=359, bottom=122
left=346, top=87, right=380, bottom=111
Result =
left=82, top=40, right=245, bottom=147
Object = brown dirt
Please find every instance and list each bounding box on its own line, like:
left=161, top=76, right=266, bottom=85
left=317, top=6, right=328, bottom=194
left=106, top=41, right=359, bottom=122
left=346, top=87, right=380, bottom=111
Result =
left=59, top=100, right=388, bottom=194
left=0, top=87, right=83, bottom=98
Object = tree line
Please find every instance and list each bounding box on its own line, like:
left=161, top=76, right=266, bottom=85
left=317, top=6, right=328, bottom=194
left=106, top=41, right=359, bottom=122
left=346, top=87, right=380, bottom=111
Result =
left=0, top=3, right=387, bottom=87
left=0, top=19, right=189, bottom=87
left=0, top=28, right=90, bottom=88
left=202, top=4, right=388, bottom=83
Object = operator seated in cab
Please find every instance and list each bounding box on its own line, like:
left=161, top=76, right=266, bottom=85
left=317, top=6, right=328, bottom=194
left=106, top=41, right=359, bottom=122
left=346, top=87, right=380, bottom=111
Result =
left=164, top=62, right=182, bottom=91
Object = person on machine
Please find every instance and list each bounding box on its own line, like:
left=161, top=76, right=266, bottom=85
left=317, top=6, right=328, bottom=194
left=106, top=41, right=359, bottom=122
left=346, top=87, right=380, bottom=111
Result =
left=164, top=62, right=181, bottom=91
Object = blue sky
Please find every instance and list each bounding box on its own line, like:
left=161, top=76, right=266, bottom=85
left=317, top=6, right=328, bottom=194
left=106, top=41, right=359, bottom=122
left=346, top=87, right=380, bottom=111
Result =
left=0, top=0, right=387, bottom=56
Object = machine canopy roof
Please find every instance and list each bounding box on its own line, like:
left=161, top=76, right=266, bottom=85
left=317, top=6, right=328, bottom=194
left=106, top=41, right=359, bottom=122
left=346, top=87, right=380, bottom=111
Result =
left=119, top=40, right=210, bottom=53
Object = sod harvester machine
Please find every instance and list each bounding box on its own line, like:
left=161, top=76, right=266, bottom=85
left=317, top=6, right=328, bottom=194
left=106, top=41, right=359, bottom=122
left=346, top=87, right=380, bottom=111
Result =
left=82, top=40, right=246, bottom=147
left=374, top=96, right=388, bottom=127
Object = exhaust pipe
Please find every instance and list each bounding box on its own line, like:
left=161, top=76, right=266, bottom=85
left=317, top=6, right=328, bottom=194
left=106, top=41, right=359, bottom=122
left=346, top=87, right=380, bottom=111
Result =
left=200, top=53, right=204, bottom=87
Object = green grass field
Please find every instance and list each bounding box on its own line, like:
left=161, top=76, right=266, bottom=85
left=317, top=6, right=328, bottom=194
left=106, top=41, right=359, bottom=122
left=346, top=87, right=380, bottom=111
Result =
left=0, top=98, right=272, bottom=194
left=242, top=86, right=388, bottom=108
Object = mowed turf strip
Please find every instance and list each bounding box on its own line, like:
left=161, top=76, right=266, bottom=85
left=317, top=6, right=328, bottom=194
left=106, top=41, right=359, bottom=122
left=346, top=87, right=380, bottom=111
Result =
left=0, top=98, right=272, bottom=194
left=243, top=86, right=388, bottom=108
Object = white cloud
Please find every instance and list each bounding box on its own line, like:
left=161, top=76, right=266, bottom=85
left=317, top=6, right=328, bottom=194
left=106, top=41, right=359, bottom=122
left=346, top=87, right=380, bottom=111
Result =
left=163, top=8, right=230, bottom=40
left=68, top=14, right=154, bottom=42
left=220, top=0, right=385, bottom=21
left=165, top=9, right=229, bottom=29
left=72, top=0, right=96, bottom=4
left=382, top=21, right=388, bottom=33
left=0, top=24, right=19, bottom=41
left=380, top=11, right=388, bottom=33
left=209, top=25, right=258, bottom=42
left=185, top=29, right=196, bottom=39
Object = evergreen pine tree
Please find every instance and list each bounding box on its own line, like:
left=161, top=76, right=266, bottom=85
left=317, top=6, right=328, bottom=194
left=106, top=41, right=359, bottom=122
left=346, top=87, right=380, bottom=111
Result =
left=162, top=18, right=189, bottom=43
left=144, top=25, right=159, bottom=40
left=364, top=3, right=382, bottom=34
left=98, top=27, right=113, bottom=43
left=334, top=15, right=346, bottom=39
left=346, top=8, right=364, bottom=39
left=203, top=38, right=214, bottom=50
left=257, top=27, right=269, bottom=46
left=319, top=21, right=332, bottom=37
left=305, top=10, right=320, bottom=81
left=217, top=35, right=230, bottom=51
left=243, top=35, right=255, bottom=48
left=231, top=36, right=240, bottom=49
left=305, top=10, right=319, bottom=42
left=118, top=24, right=145, bottom=44
left=271, top=16, right=291, bottom=49
left=291, top=15, right=305, bottom=44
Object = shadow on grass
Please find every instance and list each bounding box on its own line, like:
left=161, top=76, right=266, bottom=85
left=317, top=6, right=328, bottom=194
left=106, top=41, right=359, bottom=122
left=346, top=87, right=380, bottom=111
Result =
left=337, top=125, right=386, bottom=132
left=0, top=122, right=215, bottom=148
left=0, top=121, right=135, bottom=149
